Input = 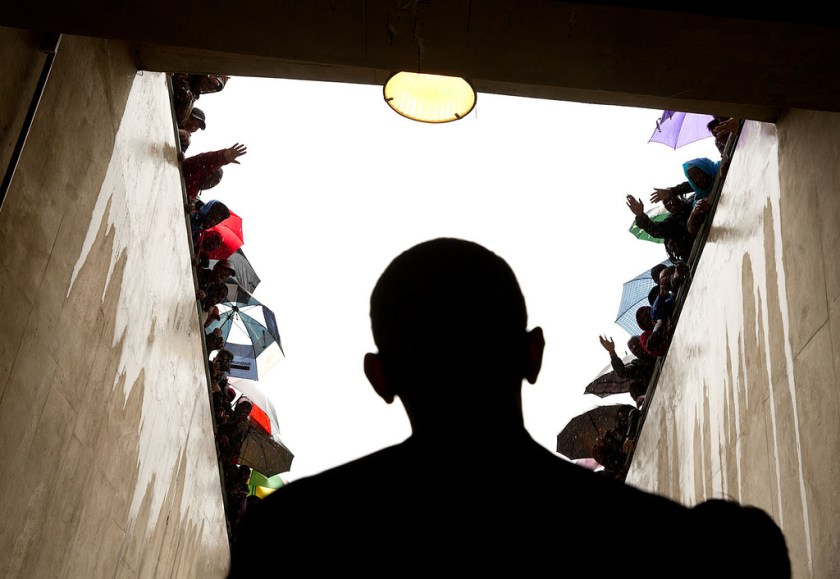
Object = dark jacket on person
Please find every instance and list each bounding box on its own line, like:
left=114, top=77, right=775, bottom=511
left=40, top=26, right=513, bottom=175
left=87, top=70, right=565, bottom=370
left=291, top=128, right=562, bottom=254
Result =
left=634, top=197, right=695, bottom=262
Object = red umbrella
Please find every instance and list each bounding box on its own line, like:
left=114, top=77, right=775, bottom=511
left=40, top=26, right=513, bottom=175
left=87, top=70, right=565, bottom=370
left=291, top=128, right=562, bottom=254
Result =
left=206, top=210, right=244, bottom=260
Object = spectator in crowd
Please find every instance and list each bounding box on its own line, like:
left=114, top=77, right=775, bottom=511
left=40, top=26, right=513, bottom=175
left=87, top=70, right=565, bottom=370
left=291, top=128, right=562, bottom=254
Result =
left=649, top=157, right=720, bottom=208
left=198, top=259, right=236, bottom=291
left=637, top=306, right=669, bottom=358
left=202, top=281, right=229, bottom=313
left=173, top=73, right=229, bottom=127
left=191, top=199, right=230, bottom=243
left=599, top=334, right=654, bottom=406
left=182, top=143, right=248, bottom=202
left=707, top=117, right=740, bottom=155
left=178, top=107, right=207, bottom=152
left=627, top=194, right=695, bottom=263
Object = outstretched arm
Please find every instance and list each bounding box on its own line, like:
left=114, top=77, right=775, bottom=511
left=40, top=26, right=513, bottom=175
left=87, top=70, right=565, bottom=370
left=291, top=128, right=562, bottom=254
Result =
left=599, top=335, right=616, bottom=354
left=223, top=143, right=247, bottom=164
left=650, top=182, right=692, bottom=204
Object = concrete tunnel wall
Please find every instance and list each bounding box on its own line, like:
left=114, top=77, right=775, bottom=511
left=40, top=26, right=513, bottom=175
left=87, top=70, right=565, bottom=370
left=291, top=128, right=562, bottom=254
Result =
left=2, top=25, right=840, bottom=579
left=626, top=113, right=840, bottom=578
left=0, top=31, right=229, bottom=577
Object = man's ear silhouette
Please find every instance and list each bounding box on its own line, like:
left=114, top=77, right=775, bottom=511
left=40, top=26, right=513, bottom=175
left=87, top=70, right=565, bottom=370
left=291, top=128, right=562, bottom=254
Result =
left=524, top=327, right=545, bottom=385
left=364, top=352, right=395, bottom=404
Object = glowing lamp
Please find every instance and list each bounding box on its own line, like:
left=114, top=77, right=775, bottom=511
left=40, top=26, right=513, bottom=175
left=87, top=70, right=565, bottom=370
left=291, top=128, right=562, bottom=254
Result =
left=383, top=72, right=476, bottom=123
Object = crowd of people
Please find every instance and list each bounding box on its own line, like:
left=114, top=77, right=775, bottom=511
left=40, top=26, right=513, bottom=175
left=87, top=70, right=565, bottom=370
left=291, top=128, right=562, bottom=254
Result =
left=589, top=116, right=741, bottom=478
left=170, top=72, right=266, bottom=539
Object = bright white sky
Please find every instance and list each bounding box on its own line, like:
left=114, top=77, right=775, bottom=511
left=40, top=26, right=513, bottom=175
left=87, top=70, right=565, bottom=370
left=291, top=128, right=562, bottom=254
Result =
left=192, top=76, right=719, bottom=478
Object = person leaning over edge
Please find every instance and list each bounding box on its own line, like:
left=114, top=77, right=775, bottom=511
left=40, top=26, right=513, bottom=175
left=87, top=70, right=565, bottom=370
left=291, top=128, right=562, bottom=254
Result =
left=228, top=238, right=788, bottom=577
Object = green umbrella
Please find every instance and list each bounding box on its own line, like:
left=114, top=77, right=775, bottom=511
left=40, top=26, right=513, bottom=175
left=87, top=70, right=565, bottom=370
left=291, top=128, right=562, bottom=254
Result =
left=628, top=206, right=668, bottom=244
left=248, top=470, right=287, bottom=498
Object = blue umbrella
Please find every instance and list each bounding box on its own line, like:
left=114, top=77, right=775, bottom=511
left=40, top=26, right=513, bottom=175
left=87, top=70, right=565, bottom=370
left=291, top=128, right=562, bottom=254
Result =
left=206, top=282, right=284, bottom=380
left=614, top=259, right=671, bottom=335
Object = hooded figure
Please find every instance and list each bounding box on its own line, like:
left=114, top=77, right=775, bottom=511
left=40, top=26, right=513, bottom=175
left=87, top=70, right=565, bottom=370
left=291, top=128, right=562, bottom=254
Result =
left=682, top=157, right=720, bottom=205
left=191, top=199, right=231, bottom=242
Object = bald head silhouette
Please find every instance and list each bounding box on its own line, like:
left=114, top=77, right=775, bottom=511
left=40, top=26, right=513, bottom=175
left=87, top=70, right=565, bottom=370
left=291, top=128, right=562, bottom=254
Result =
left=363, top=238, right=544, bottom=435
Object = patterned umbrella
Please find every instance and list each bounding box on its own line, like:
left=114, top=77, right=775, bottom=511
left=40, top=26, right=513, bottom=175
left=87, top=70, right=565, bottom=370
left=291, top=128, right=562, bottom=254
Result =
left=614, top=259, right=671, bottom=335
left=206, top=282, right=284, bottom=380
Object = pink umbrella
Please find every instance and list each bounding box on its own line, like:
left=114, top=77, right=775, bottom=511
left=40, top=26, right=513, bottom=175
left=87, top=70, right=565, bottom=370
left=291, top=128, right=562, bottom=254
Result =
left=206, top=209, right=244, bottom=260
left=648, top=110, right=715, bottom=149
left=573, top=458, right=603, bottom=471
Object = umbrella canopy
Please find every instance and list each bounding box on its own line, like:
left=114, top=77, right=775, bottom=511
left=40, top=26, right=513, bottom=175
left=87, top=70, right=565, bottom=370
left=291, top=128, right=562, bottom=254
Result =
left=556, top=404, right=635, bottom=460
left=573, top=458, right=603, bottom=471
left=229, top=378, right=283, bottom=438
left=206, top=210, right=244, bottom=260
left=628, top=206, right=668, bottom=244
left=615, top=259, right=671, bottom=335
left=228, top=378, right=294, bottom=477
left=648, top=110, right=715, bottom=149
left=237, top=423, right=294, bottom=477
left=206, top=282, right=284, bottom=380
left=584, top=354, right=641, bottom=398
left=210, top=248, right=261, bottom=293
left=248, top=471, right=288, bottom=499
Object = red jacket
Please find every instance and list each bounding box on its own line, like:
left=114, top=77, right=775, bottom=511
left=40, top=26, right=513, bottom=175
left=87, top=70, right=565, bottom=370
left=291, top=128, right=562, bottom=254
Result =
left=182, top=149, right=228, bottom=201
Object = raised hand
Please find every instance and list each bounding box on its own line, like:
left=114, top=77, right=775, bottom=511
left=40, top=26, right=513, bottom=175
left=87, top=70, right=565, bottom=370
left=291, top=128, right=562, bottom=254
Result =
left=712, top=118, right=739, bottom=137
left=599, top=335, right=616, bottom=353
left=224, top=143, right=248, bottom=164
left=650, top=187, right=673, bottom=204
left=626, top=195, right=645, bottom=216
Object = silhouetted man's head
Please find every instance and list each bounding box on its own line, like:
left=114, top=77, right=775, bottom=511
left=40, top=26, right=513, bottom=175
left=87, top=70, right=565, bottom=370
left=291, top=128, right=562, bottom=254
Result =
left=365, top=238, right=543, bottom=411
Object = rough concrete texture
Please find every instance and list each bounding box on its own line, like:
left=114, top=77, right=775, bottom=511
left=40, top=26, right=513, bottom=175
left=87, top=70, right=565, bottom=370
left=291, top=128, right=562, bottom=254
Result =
left=627, top=113, right=840, bottom=578
left=0, top=33, right=229, bottom=578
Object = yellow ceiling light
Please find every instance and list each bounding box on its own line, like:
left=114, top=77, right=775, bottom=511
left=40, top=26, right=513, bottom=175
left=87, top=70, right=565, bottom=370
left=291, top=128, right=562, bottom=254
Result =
left=383, top=72, right=476, bottom=123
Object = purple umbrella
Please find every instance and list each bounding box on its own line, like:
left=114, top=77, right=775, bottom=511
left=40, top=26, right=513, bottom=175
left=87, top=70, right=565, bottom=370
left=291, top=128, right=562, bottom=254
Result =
left=648, top=110, right=715, bottom=149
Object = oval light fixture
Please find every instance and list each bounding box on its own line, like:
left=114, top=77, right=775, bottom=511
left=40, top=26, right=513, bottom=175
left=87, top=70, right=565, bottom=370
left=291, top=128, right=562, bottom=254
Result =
left=383, top=72, right=476, bottom=123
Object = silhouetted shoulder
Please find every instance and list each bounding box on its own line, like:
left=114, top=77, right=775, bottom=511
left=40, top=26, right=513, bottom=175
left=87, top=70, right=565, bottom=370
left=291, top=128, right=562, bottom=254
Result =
left=230, top=441, right=700, bottom=577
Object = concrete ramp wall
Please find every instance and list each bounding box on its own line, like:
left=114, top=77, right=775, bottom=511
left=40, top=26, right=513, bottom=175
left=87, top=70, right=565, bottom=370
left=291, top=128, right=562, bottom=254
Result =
left=627, top=112, right=840, bottom=578
left=0, top=31, right=229, bottom=578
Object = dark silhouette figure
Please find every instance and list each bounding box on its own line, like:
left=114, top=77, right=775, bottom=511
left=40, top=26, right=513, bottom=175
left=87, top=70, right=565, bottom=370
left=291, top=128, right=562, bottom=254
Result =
left=228, top=238, right=786, bottom=577
left=693, top=499, right=791, bottom=578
